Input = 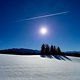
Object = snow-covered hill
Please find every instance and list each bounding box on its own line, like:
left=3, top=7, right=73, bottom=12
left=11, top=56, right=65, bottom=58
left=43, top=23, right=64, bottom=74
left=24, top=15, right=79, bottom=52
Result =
left=0, top=54, right=80, bottom=80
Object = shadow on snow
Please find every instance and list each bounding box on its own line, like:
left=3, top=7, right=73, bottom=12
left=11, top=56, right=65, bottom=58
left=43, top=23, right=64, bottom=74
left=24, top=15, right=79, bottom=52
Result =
left=40, top=55, right=72, bottom=61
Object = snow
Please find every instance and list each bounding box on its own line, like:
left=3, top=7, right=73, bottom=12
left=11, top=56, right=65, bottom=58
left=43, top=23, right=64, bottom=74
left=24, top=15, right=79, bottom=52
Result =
left=0, top=54, right=80, bottom=80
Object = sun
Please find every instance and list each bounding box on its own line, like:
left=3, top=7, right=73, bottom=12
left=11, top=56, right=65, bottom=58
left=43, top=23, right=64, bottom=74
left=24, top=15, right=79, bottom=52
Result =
left=40, top=26, right=48, bottom=35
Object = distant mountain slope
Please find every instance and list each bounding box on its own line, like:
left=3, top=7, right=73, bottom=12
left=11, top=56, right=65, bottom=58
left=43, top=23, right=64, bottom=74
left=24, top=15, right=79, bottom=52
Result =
left=62, top=51, right=80, bottom=57
left=0, top=48, right=40, bottom=55
left=0, top=48, right=80, bottom=57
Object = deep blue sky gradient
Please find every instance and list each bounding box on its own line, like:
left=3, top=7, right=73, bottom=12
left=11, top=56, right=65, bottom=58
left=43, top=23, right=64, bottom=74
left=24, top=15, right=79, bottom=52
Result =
left=0, top=0, right=80, bottom=51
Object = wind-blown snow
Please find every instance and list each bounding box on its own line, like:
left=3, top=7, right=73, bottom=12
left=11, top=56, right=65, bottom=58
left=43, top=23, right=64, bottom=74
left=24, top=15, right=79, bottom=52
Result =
left=0, top=54, right=80, bottom=80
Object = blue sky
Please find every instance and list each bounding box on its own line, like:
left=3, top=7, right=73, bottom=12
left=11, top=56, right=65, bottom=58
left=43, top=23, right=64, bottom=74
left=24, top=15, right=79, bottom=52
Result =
left=0, top=0, right=80, bottom=51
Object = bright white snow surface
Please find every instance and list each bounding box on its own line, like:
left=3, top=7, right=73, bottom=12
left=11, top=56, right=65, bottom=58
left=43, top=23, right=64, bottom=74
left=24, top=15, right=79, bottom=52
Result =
left=0, top=54, right=80, bottom=80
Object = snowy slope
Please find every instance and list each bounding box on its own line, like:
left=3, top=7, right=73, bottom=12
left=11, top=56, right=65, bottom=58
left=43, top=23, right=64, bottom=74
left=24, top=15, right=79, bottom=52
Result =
left=0, top=54, right=80, bottom=80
